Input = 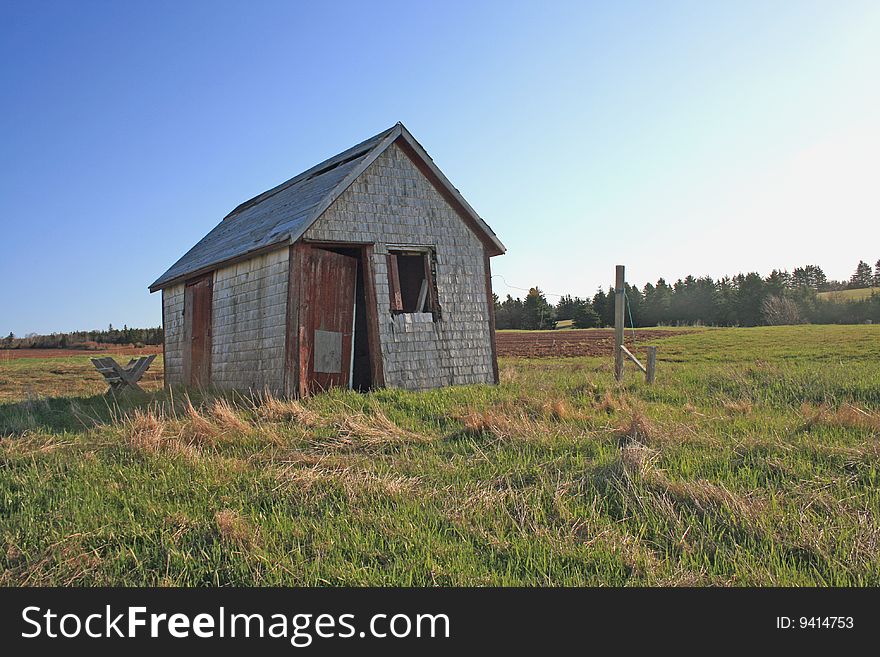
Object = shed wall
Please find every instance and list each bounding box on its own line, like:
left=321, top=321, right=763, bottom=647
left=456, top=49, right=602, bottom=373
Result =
left=162, top=284, right=185, bottom=384
left=210, top=248, right=289, bottom=391
left=304, top=143, right=494, bottom=390
left=160, top=249, right=288, bottom=390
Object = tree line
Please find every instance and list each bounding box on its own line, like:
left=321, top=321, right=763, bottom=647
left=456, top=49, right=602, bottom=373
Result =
left=2, top=325, right=163, bottom=350
left=4, top=260, right=879, bottom=346
left=495, top=259, right=880, bottom=330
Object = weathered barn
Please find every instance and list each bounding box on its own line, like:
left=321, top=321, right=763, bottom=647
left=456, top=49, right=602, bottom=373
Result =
left=149, top=123, right=505, bottom=395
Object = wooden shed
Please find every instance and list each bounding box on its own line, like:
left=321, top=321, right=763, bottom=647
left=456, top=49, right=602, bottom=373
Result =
left=149, top=123, right=505, bottom=395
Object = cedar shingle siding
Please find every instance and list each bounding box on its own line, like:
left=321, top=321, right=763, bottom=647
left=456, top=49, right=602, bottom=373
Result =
left=305, top=144, right=493, bottom=389
left=210, top=249, right=289, bottom=390
left=151, top=123, right=504, bottom=394
left=162, top=284, right=185, bottom=383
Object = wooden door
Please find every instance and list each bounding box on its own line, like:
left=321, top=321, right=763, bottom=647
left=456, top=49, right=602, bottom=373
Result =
left=184, top=273, right=213, bottom=387
left=300, top=248, right=357, bottom=393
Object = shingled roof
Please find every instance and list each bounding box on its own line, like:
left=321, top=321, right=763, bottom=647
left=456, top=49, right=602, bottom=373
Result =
left=149, top=123, right=505, bottom=292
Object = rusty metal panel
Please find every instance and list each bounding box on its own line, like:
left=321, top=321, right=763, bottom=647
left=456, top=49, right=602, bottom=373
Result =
left=314, top=330, right=342, bottom=373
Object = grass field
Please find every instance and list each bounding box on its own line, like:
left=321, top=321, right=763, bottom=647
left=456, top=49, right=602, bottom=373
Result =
left=1, top=325, right=878, bottom=586
left=817, top=287, right=878, bottom=301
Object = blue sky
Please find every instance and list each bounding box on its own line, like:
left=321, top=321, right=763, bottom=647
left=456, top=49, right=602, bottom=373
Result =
left=2, top=0, right=878, bottom=335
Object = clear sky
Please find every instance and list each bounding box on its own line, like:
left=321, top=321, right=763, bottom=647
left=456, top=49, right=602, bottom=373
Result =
left=2, top=0, right=878, bottom=335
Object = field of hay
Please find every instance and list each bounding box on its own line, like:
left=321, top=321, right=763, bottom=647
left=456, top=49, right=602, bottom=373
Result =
left=817, top=287, right=878, bottom=301
left=1, top=325, right=878, bottom=586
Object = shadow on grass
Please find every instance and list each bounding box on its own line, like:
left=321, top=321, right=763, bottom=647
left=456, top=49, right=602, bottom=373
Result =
left=0, top=388, right=201, bottom=436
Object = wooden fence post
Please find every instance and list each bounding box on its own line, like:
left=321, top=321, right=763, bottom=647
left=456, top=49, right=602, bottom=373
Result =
left=646, top=346, right=657, bottom=384
left=614, top=265, right=625, bottom=382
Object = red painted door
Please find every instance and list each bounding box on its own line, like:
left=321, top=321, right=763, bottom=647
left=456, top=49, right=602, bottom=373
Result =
left=300, top=248, right=357, bottom=393
left=184, top=274, right=212, bottom=387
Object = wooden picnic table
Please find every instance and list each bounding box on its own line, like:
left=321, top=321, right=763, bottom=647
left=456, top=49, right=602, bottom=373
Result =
left=91, top=354, right=156, bottom=395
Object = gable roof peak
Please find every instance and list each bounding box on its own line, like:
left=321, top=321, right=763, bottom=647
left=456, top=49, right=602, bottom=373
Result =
left=149, top=123, right=503, bottom=292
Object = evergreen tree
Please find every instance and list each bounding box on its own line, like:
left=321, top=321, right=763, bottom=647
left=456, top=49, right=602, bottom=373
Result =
left=495, top=294, right=524, bottom=330
left=735, top=272, right=766, bottom=326
left=599, top=287, right=616, bottom=327
left=714, top=277, right=737, bottom=326
left=652, top=278, right=673, bottom=324
left=521, top=288, right=555, bottom=330
left=849, top=261, right=873, bottom=289
left=554, top=295, right=579, bottom=321
left=792, top=265, right=827, bottom=291
left=693, top=277, right=718, bottom=325
left=572, top=304, right=599, bottom=328
left=812, top=265, right=829, bottom=291
left=623, top=283, right=643, bottom=327
left=671, top=276, right=700, bottom=324
left=640, top=282, right=657, bottom=326
left=591, top=289, right=608, bottom=328
left=764, top=270, right=790, bottom=297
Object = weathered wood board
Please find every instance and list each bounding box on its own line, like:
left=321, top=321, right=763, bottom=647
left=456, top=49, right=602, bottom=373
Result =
left=299, top=247, right=357, bottom=393
left=184, top=273, right=213, bottom=387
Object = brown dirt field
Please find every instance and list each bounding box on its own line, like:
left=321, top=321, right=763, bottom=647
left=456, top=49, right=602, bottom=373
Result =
left=1, top=331, right=686, bottom=364
left=0, top=345, right=163, bottom=360
left=495, top=329, right=690, bottom=357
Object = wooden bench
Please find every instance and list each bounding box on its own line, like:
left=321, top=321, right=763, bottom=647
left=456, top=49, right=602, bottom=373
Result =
left=91, top=354, right=156, bottom=395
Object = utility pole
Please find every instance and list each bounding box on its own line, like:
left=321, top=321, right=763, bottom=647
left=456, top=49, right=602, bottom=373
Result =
left=614, top=265, right=625, bottom=382
left=614, top=264, right=657, bottom=384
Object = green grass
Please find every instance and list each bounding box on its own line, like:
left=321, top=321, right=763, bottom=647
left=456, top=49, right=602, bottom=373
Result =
left=0, top=351, right=163, bottom=404
left=817, top=287, right=878, bottom=301
left=1, top=325, right=878, bottom=586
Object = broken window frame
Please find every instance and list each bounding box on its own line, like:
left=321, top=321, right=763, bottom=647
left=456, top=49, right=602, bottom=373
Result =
left=386, top=247, right=441, bottom=320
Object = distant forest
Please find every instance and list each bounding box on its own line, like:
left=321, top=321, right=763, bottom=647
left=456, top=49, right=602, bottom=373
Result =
left=4, top=260, right=879, bottom=349
left=496, top=259, right=880, bottom=330
left=3, top=325, right=163, bottom=350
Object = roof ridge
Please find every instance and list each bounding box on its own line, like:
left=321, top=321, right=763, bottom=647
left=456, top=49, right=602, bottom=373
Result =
left=149, top=121, right=505, bottom=292
left=222, top=124, right=399, bottom=221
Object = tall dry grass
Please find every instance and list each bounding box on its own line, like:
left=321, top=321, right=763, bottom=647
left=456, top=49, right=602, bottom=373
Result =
left=801, top=403, right=880, bottom=432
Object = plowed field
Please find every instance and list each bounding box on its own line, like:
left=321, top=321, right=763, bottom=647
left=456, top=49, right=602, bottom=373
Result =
left=0, top=345, right=162, bottom=360
left=495, top=329, right=690, bottom=357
